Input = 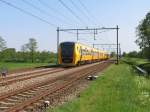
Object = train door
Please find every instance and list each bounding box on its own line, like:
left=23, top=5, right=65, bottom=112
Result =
left=78, top=46, right=82, bottom=65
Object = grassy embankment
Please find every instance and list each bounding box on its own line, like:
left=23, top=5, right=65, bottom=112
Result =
left=122, top=57, right=150, bottom=73
left=121, top=57, right=148, bottom=65
left=0, top=62, right=54, bottom=71
left=48, top=59, right=150, bottom=112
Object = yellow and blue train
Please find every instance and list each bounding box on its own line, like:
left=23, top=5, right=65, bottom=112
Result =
left=58, top=42, right=109, bottom=66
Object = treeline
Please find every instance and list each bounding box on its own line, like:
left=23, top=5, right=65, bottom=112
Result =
left=135, top=11, right=150, bottom=60
left=124, top=11, right=150, bottom=60
left=122, top=51, right=145, bottom=58
left=0, top=37, right=56, bottom=63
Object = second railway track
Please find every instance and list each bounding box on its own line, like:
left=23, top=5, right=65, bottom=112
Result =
left=0, top=68, right=66, bottom=86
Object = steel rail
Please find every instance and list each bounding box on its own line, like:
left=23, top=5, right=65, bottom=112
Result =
left=3, top=61, right=112, bottom=112
left=0, top=62, right=105, bottom=101
left=5, top=62, right=111, bottom=112
left=0, top=68, right=65, bottom=86
left=0, top=68, right=63, bottom=81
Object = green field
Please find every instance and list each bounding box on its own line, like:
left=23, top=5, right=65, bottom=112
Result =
left=122, top=58, right=150, bottom=74
left=48, top=61, right=150, bottom=112
left=122, top=57, right=149, bottom=65
left=0, top=62, right=52, bottom=71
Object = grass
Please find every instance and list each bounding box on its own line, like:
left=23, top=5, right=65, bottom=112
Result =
left=0, top=62, right=53, bottom=71
left=122, top=57, right=150, bottom=73
left=122, top=57, right=149, bottom=65
left=47, top=62, right=150, bottom=112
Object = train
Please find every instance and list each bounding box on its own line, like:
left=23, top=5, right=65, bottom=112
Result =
left=58, top=42, right=109, bottom=66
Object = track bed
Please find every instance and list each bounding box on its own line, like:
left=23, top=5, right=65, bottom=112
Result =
left=0, top=61, right=113, bottom=112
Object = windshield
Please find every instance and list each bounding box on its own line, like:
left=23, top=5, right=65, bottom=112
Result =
left=60, top=42, right=74, bottom=58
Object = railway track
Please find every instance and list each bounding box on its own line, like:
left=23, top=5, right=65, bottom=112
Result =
left=0, top=68, right=65, bottom=86
left=0, top=61, right=112, bottom=112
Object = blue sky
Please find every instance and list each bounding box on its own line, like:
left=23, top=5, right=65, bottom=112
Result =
left=0, top=0, right=150, bottom=52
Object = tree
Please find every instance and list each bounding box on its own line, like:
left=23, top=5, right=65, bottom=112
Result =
left=49, top=52, right=55, bottom=63
left=136, top=11, right=150, bottom=60
left=38, top=51, right=49, bottom=63
left=110, top=52, right=116, bottom=57
left=21, top=44, right=28, bottom=52
left=127, top=51, right=138, bottom=58
left=26, top=38, right=38, bottom=63
left=122, top=52, right=127, bottom=57
left=0, top=36, right=7, bottom=51
left=20, top=44, right=28, bottom=62
left=1, top=48, right=16, bottom=62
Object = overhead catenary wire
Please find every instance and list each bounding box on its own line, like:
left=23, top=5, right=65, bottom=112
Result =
left=96, top=30, right=114, bottom=43
left=78, top=0, right=95, bottom=19
left=69, top=0, right=93, bottom=25
left=0, top=0, right=57, bottom=27
left=78, top=0, right=102, bottom=26
left=22, top=0, right=71, bottom=26
left=63, top=30, right=95, bottom=34
left=58, top=0, right=87, bottom=26
left=63, top=28, right=111, bottom=35
left=62, top=28, right=113, bottom=45
left=38, top=0, right=75, bottom=25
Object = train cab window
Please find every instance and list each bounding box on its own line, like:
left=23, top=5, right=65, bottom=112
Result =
left=60, top=42, right=74, bottom=58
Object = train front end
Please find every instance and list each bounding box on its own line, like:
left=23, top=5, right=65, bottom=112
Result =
left=58, top=42, right=76, bottom=66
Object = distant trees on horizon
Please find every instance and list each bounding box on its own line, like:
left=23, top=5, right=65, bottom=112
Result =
left=0, top=37, right=56, bottom=63
left=122, top=51, right=143, bottom=58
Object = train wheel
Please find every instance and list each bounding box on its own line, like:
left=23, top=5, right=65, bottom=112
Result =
left=77, top=62, right=81, bottom=66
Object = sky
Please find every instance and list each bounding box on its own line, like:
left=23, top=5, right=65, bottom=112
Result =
left=0, top=0, right=150, bottom=53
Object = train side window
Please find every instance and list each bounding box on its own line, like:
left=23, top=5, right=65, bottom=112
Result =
left=88, top=50, right=90, bottom=55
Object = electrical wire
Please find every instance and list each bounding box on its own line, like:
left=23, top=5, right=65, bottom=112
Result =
left=22, top=0, right=71, bottom=26
left=63, top=30, right=94, bottom=34
left=38, top=0, right=75, bottom=25
left=69, top=0, right=92, bottom=24
left=58, top=0, right=87, bottom=26
left=0, top=0, right=57, bottom=27
left=63, top=28, right=111, bottom=35
left=78, top=0, right=102, bottom=26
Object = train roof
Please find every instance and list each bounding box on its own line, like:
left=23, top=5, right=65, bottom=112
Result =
left=60, top=41, right=91, bottom=47
left=60, top=41, right=108, bottom=53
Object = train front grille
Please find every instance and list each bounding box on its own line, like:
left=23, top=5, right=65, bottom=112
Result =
left=62, top=57, right=73, bottom=63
